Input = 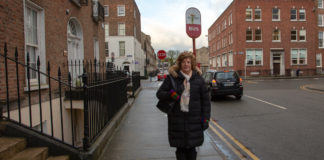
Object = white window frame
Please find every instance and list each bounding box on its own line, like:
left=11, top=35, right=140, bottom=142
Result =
left=246, top=28, right=253, bottom=42
left=319, top=31, right=324, bottom=48
left=228, top=13, right=233, bottom=25
left=254, top=9, right=262, bottom=21
left=272, top=29, right=281, bottom=42
left=222, top=54, right=227, bottom=67
left=104, top=23, right=109, bottom=40
left=118, top=23, right=125, bottom=36
left=290, top=8, right=297, bottom=21
left=246, top=8, right=253, bottom=21
left=291, top=29, right=297, bottom=41
left=24, top=1, right=46, bottom=85
left=228, top=51, right=233, bottom=67
left=246, top=49, right=263, bottom=66
left=119, top=41, right=125, bottom=57
left=212, top=57, right=216, bottom=67
left=117, top=5, right=125, bottom=16
left=217, top=56, right=221, bottom=67
left=318, top=14, right=324, bottom=27
left=299, top=29, right=306, bottom=42
left=272, top=8, right=280, bottom=21
left=104, top=5, right=109, bottom=16
left=255, top=29, right=262, bottom=42
left=291, top=48, right=307, bottom=65
left=316, top=53, right=322, bottom=67
left=319, top=0, right=324, bottom=9
left=299, top=9, right=306, bottom=21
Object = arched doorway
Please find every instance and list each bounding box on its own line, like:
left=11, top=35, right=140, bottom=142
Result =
left=67, top=18, right=84, bottom=85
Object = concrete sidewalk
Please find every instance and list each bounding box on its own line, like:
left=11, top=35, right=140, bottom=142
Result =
left=99, top=88, right=224, bottom=160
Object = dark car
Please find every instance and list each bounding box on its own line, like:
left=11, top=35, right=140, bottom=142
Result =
left=203, top=70, right=243, bottom=100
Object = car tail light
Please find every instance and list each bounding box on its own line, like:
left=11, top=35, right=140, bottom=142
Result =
left=239, top=78, right=243, bottom=85
left=212, top=79, right=217, bottom=87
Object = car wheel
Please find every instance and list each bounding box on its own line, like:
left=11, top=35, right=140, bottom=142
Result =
left=235, top=95, right=242, bottom=100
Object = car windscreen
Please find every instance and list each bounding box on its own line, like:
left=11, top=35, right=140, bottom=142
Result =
left=215, top=72, right=237, bottom=80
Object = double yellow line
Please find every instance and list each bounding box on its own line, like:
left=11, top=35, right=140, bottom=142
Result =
left=209, top=119, right=260, bottom=160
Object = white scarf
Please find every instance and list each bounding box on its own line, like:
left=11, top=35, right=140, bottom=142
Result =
left=180, top=71, right=191, bottom=112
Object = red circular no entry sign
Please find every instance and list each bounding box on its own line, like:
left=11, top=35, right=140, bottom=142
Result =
left=157, top=50, right=166, bottom=60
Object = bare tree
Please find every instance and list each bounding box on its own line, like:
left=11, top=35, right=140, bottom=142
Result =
left=167, top=50, right=180, bottom=66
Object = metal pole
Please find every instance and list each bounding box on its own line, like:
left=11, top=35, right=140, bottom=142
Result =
left=193, top=38, right=200, bottom=68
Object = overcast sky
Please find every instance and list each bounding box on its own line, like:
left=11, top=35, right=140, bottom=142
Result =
left=135, top=0, right=233, bottom=52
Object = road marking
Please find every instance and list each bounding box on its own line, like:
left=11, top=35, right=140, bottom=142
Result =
left=300, top=85, right=324, bottom=94
left=245, top=95, right=287, bottom=110
left=211, top=120, right=260, bottom=160
left=209, top=124, right=247, bottom=160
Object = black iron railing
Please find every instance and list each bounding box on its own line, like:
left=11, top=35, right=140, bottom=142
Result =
left=0, top=43, right=131, bottom=150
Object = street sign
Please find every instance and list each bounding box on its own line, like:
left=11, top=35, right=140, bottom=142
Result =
left=157, top=50, right=166, bottom=60
left=186, top=7, right=201, bottom=38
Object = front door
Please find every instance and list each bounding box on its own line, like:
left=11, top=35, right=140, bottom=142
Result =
left=273, top=63, right=280, bottom=75
left=272, top=52, right=281, bottom=76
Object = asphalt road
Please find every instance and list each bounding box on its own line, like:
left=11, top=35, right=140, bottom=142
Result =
left=209, top=78, right=324, bottom=160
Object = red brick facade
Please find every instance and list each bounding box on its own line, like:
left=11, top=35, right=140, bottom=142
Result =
left=208, top=0, right=321, bottom=76
left=103, top=0, right=141, bottom=42
left=0, top=0, right=105, bottom=103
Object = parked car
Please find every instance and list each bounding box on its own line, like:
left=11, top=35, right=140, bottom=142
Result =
left=203, top=70, right=243, bottom=100
left=157, top=71, right=167, bottom=81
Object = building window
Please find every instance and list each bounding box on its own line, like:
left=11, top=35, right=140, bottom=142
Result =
left=299, top=29, right=306, bottom=41
left=272, top=29, right=281, bottom=42
left=246, top=49, right=263, bottom=66
left=319, top=32, right=324, bottom=48
left=272, top=8, right=280, bottom=21
left=217, top=56, right=221, bottom=67
left=212, top=57, right=216, bottom=67
left=104, top=5, right=109, bottom=16
left=134, top=25, right=136, bottom=37
left=291, top=30, right=297, bottom=41
left=118, top=23, right=125, bottom=36
left=25, top=3, right=45, bottom=82
left=299, top=9, right=306, bottom=21
left=229, top=32, right=233, bottom=44
left=104, top=23, right=109, bottom=38
left=117, top=5, right=125, bottom=16
left=255, top=9, right=261, bottom=21
left=255, top=29, right=262, bottom=41
left=246, top=29, right=253, bottom=41
left=318, top=14, right=324, bottom=26
left=228, top=52, right=233, bottom=66
left=291, top=49, right=307, bottom=65
left=228, top=13, right=233, bottom=25
left=291, top=9, right=297, bottom=20
left=246, top=8, right=252, bottom=21
left=119, top=41, right=125, bottom=56
left=222, top=54, right=227, bottom=67
left=105, top=42, right=109, bottom=57
left=316, top=54, right=322, bottom=67
left=319, top=0, right=323, bottom=9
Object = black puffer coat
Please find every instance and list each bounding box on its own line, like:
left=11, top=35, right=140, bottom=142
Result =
left=156, top=65, right=211, bottom=148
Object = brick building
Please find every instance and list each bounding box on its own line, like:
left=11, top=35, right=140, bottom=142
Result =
left=0, top=0, right=105, bottom=146
left=208, top=0, right=323, bottom=77
left=103, top=0, right=145, bottom=75
left=141, top=32, right=157, bottom=76
left=316, top=0, right=324, bottom=74
left=196, top=47, right=209, bottom=73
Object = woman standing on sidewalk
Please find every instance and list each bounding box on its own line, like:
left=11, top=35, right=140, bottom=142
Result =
left=156, top=52, right=211, bottom=160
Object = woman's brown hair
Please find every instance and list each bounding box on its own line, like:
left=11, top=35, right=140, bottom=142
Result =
left=175, top=52, right=197, bottom=71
